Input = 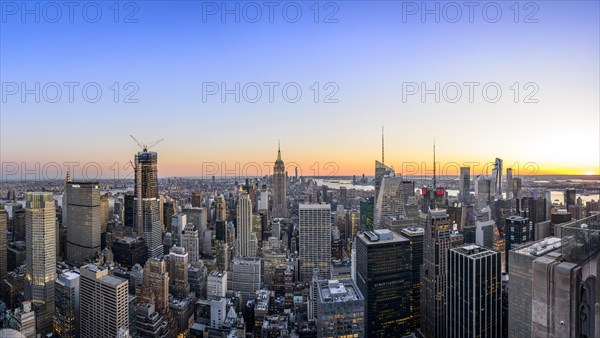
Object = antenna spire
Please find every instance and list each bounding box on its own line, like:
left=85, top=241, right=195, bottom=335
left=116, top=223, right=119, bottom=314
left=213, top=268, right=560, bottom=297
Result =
left=382, top=126, right=385, bottom=164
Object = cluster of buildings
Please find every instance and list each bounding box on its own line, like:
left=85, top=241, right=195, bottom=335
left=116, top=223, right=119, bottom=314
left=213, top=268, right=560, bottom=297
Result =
left=0, top=140, right=599, bottom=338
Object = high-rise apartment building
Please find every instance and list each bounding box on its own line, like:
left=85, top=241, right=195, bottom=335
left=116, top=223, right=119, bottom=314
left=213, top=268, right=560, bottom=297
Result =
left=272, top=144, right=287, bottom=218
left=65, top=182, right=102, bottom=266
left=25, top=192, right=57, bottom=335
left=355, top=229, right=412, bottom=337
left=447, top=245, right=502, bottom=338
left=80, top=264, right=129, bottom=338
left=299, top=203, right=332, bottom=282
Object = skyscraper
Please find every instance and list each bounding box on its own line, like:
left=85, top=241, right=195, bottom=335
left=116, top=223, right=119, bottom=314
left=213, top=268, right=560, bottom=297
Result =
left=236, top=191, right=252, bottom=257
left=355, top=229, right=412, bottom=337
left=169, top=246, right=190, bottom=299
left=401, top=226, right=424, bottom=332
left=191, top=191, right=202, bottom=208
left=134, top=150, right=163, bottom=259
left=80, top=264, right=129, bottom=337
left=565, top=188, right=577, bottom=207
left=446, top=245, right=501, bottom=338
left=25, top=192, right=56, bottom=335
left=373, top=174, right=406, bottom=228
left=505, top=167, right=513, bottom=199
left=0, top=205, right=7, bottom=283
left=491, top=157, right=503, bottom=199
left=420, top=208, right=463, bottom=338
left=299, top=204, right=332, bottom=282
left=65, top=182, right=102, bottom=266
left=272, top=143, right=287, bottom=218
left=53, top=271, right=80, bottom=338
left=459, top=167, right=470, bottom=204
left=181, top=224, right=199, bottom=263
left=504, top=215, right=532, bottom=272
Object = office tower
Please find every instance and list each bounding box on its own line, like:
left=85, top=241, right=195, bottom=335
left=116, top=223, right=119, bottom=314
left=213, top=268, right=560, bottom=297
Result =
left=401, top=227, right=424, bottom=331
left=80, top=264, right=129, bottom=338
left=299, top=204, right=332, bottom=282
left=170, top=214, right=186, bottom=247
left=565, top=188, right=577, bottom=207
left=183, top=207, right=208, bottom=252
left=207, top=270, right=228, bottom=298
left=228, top=257, right=261, bottom=302
left=355, top=229, right=412, bottom=337
left=359, top=197, right=374, bottom=231
left=504, top=215, right=532, bottom=272
left=475, top=208, right=495, bottom=248
left=517, top=196, right=547, bottom=225
left=65, top=182, right=102, bottom=266
left=137, top=258, right=169, bottom=314
left=191, top=191, right=202, bottom=208
left=7, top=301, right=36, bottom=337
left=0, top=206, right=7, bottom=282
left=215, top=194, right=227, bottom=222
left=491, top=158, right=503, bottom=198
left=189, top=263, right=208, bottom=298
left=169, top=246, right=190, bottom=299
left=447, top=245, right=501, bottom=338
left=112, top=236, right=148, bottom=269
left=217, top=241, right=229, bottom=272
left=272, top=143, right=287, bottom=218
left=124, top=193, right=135, bottom=228
left=420, top=209, right=464, bottom=338
left=258, top=185, right=269, bottom=212
left=100, top=195, right=109, bottom=233
left=114, top=200, right=124, bottom=223
left=402, top=180, right=416, bottom=204
left=459, top=167, right=470, bottom=204
left=475, top=175, right=492, bottom=208
left=181, top=224, right=199, bottom=263
left=163, top=198, right=176, bottom=230
left=236, top=191, right=252, bottom=257
left=316, top=279, right=365, bottom=337
left=3, top=268, right=25, bottom=310
left=339, top=186, right=348, bottom=208
left=13, top=207, right=26, bottom=242
left=54, top=272, right=80, bottom=338
left=25, top=192, right=56, bottom=335
left=133, top=150, right=163, bottom=259
left=373, top=174, right=406, bottom=228
left=505, top=168, right=513, bottom=199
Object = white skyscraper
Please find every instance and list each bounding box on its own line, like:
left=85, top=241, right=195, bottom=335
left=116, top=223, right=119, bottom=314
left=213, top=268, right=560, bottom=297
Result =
left=299, top=203, right=332, bottom=282
left=236, top=191, right=252, bottom=257
left=181, top=224, right=199, bottom=263
left=373, top=174, right=406, bottom=228
left=80, top=264, right=129, bottom=338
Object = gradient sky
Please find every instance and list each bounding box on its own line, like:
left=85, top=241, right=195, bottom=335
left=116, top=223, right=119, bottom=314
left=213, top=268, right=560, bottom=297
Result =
left=1, top=1, right=599, bottom=179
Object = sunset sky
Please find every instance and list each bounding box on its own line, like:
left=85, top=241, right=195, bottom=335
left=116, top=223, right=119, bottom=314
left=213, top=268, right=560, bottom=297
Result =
left=1, top=1, right=598, bottom=179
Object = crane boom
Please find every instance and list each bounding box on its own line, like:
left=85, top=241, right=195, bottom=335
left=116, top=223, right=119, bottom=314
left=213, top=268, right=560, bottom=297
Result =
left=130, top=135, right=164, bottom=152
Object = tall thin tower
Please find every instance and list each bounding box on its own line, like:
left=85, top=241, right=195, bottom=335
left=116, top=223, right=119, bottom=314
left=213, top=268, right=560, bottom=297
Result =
left=272, top=142, right=287, bottom=218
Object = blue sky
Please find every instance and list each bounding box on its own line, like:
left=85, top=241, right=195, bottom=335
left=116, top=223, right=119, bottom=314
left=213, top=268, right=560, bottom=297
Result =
left=1, top=1, right=599, bottom=178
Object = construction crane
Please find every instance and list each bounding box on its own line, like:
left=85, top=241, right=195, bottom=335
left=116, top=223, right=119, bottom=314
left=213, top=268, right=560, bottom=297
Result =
left=130, top=135, right=164, bottom=152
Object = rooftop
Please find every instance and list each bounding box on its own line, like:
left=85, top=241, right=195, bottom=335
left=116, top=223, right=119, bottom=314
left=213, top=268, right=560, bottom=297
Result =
left=317, top=279, right=363, bottom=303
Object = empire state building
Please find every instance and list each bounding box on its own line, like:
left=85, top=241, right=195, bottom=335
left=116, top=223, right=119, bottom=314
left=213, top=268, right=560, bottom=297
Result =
left=272, top=144, right=287, bottom=218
